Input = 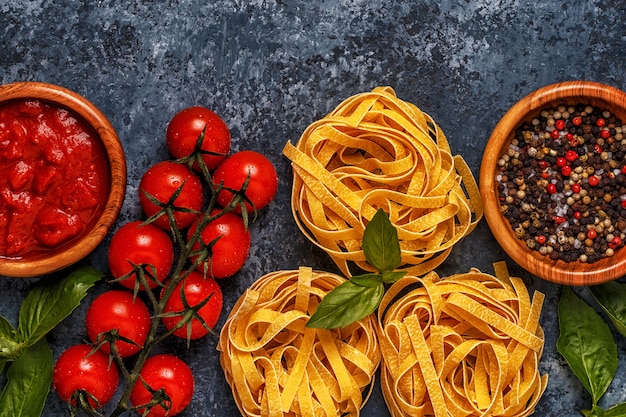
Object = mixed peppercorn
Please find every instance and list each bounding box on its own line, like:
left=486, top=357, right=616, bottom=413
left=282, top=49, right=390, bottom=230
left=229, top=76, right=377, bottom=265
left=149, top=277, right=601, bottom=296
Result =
left=496, top=104, right=626, bottom=263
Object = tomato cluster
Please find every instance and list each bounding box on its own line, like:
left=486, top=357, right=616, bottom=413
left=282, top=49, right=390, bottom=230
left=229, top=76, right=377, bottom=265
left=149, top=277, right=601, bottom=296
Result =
left=52, top=106, right=278, bottom=415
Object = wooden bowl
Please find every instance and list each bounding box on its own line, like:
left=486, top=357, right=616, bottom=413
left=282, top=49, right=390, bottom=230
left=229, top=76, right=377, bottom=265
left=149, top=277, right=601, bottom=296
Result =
left=480, top=81, right=626, bottom=286
left=0, top=81, right=126, bottom=277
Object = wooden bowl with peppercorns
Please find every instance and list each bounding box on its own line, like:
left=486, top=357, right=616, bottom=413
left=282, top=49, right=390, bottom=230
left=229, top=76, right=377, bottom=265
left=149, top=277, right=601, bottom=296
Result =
left=480, top=80, right=626, bottom=286
left=0, top=81, right=126, bottom=278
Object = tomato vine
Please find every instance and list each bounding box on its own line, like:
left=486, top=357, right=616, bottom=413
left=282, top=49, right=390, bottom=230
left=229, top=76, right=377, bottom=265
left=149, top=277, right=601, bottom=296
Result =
left=47, top=108, right=278, bottom=417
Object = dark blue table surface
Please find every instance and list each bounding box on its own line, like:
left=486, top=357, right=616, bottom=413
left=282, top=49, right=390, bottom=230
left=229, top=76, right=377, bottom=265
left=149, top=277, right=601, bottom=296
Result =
left=2, top=1, right=626, bottom=416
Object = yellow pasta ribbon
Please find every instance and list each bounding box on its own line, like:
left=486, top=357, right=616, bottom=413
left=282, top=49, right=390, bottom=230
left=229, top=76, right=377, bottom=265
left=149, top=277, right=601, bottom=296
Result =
left=218, top=267, right=380, bottom=417
left=283, top=86, right=483, bottom=277
left=376, top=262, right=548, bottom=417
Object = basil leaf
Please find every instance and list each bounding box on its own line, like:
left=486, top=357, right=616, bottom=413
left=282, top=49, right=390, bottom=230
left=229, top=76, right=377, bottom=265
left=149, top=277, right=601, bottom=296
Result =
left=0, top=315, right=18, bottom=373
left=17, top=266, right=102, bottom=346
left=0, top=337, right=53, bottom=417
left=362, top=209, right=401, bottom=272
left=582, top=403, right=626, bottom=417
left=381, top=270, right=406, bottom=284
left=307, top=279, right=384, bottom=329
left=590, top=281, right=626, bottom=337
left=0, top=316, right=19, bottom=357
left=0, top=315, right=15, bottom=338
left=350, top=274, right=382, bottom=287
left=557, top=286, right=617, bottom=405
left=0, top=315, right=26, bottom=372
left=596, top=402, right=626, bottom=417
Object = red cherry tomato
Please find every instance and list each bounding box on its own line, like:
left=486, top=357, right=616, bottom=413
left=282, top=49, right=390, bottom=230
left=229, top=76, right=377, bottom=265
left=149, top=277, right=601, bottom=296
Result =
left=161, top=271, right=223, bottom=339
left=85, top=290, right=151, bottom=357
left=166, top=106, right=231, bottom=170
left=53, top=344, right=119, bottom=408
left=108, top=220, right=174, bottom=290
left=187, top=209, right=251, bottom=278
left=212, top=150, right=278, bottom=213
left=139, top=161, right=204, bottom=230
left=130, top=354, right=194, bottom=417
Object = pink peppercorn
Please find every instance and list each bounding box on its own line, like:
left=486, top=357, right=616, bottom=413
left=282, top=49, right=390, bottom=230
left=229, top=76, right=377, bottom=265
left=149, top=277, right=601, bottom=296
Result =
left=556, top=157, right=567, bottom=167
left=588, top=229, right=597, bottom=239
left=574, top=211, right=582, bottom=219
left=538, top=160, right=549, bottom=170
left=600, top=128, right=611, bottom=139
left=536, top=235, right=546, bottom=245
left=565, top=150, right=578, bottom=162
left=588, top=176, right=600, bottom=186
left=555, top=119, right=566, bottom=130
left=572, top=116, right=582, bottom=126
left=550, top=129, right=560, bottom=140
left=610, top=236, right=622, bottom=249
left=547, top=183, right=557, bottom=194
left=596, top=118, right=606, bottom=127
left=571, top=183, right=581, bottom=193
left=561, top=166, right=572, bottom=176
left=554, top=216, right=566, bottom=224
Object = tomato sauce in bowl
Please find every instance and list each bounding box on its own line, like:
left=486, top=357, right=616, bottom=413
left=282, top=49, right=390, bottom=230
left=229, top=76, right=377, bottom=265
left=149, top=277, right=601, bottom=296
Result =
left=0, top=98, right=110, bottom=259
left=0, top=81, right=126, bottom=277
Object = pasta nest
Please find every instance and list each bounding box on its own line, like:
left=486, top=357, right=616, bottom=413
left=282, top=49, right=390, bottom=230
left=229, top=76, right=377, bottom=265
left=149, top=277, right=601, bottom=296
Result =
left=283, top=86, right=483, bottom=278
left=217, top=267, right=380, bottom=417
left=376, top=262, right=547, bottom=417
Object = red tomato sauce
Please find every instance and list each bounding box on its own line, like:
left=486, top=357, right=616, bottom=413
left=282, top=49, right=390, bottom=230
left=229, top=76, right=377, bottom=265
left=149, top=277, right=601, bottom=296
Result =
left=0, top=98, right=110, bottom=259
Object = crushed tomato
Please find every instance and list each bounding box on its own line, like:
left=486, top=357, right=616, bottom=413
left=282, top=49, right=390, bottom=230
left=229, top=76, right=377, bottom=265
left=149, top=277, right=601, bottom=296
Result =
left=0, top=98, right=110, bottom=259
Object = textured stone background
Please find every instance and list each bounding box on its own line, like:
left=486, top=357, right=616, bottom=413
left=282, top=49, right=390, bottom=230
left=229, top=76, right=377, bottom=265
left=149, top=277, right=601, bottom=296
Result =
left=2, top=1, right=626, bottom=416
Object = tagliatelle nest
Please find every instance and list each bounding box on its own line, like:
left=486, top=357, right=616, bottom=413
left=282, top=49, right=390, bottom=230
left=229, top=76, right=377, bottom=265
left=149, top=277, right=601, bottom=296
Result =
left=217, top=267, right=380, bottom=417
left=376, top=262, right=547, bottom=417
left=283, top=86, right=483, bottom=278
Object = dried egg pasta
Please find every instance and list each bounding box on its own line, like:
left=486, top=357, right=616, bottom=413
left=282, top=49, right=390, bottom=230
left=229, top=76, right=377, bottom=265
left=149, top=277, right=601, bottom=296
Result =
left=218, top=267, right=380, bottom=417
left=376, top=262, right=547, bottom=417
left=283, top=86, right=483, bottom=277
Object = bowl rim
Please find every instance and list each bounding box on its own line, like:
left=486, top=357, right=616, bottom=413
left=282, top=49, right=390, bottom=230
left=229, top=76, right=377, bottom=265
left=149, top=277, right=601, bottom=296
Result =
left=480, top=80, right=626, bottom=286
left=0, top=81, right=126, bottom=277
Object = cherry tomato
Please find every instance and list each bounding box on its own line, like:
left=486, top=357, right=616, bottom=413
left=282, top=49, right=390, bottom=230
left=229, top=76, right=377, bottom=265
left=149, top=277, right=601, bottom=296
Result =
left=139, top=161, right=204, bottom=230
left=212, top=150, right=278, bottom=213
left=161, top=270, right=223, bottom=339
left=166, top=106, right=231, bottom=170
left=187, top=209, right=250, bottom=278
left=53, top=344, right=119, bottom=408
left=108, top=220, right=174, bottom=290
left=130, top=354, right=194, bottom=417
left=85, top=290, right=151, bottom=358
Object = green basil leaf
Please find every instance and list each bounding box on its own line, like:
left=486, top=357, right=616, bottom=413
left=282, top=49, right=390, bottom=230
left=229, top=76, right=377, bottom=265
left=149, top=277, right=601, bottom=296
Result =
left=0, top=339, right=24, bottom=363
left=557, top=286, right=617, bottom=405
left=590, top=281, right=626, bottom=337
left=307, top=279, right=384, bottom=329
left=0, top=316, right=15, bottom=374
left=381, top=270, right=406, bottom=284
left=350, top=274, right=382, bottom=287
left=581, top=403, right=626, bottom=417
left=362, top=208, right=401, bottom=272
left=0, top=337, right=53, bottom=417
left=17, top=266, right=102, bottom=346
left=0, top=315, right=15, bottom=339
left=598, top=402, right=626, bottom=417
left=0, top=315, right=25, bottom=367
